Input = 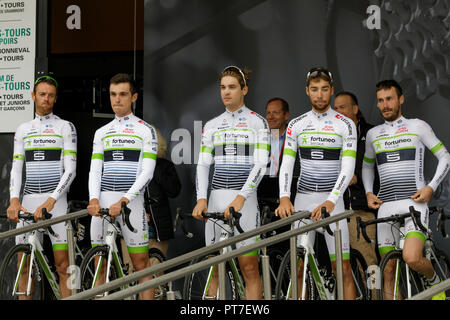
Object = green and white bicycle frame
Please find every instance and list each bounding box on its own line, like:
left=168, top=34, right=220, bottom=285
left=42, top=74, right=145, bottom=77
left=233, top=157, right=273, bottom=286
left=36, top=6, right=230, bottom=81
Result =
left=14, top=230, right=61, bottom=299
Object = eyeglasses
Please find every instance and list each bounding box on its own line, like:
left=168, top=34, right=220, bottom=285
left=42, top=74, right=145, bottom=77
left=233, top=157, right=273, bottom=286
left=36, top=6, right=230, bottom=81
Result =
left=35, top=75, right=59, bottom=88
left=222, top=65, right=246, bottom=87
left=306, top=69, right=333, bottom=83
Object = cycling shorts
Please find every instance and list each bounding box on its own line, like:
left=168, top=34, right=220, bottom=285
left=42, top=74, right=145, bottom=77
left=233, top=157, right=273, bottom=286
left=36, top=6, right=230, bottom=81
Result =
left=205, top=189, right=260, bottom=256
left=377, top=199, right=428, bottom=255
left=16, top=193, right=68, bottom=251
left=293, top=192, right=350, bottom=261
left=90, top=191, right=149, bottom=254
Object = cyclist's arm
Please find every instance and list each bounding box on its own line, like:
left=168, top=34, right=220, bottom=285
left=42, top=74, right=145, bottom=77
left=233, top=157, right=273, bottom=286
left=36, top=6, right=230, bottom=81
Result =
left=196, top=122, right=214, bottom=201
left=279, top=119, right=297, bottom=199
left=50, top=121, right=77, bottom=201
left=362, top=128, right=376, bottom=194
left=88, top=129, right=104, bottom=201
left=123, top=126, right=158, bottom=202
left=9, top=124, right=25, bottom=200
left=326, top=119, right=357, bottom=204
left=238, top=120, right=270, bottom=199
left=417, top=120, right=450, bottom=192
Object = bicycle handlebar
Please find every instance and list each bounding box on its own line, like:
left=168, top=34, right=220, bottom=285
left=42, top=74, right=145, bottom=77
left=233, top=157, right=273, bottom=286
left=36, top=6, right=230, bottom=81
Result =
left=430, top=206, right=449, bottom=239
left=97, top=202, right=137, bottom=233
left=0, top=209, right=57, bottom=237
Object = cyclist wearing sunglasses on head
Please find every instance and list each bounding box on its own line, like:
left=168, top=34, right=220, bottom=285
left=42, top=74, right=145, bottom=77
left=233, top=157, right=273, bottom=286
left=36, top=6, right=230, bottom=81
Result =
left=275, top=67, right=357, bottom=299
left=193, top=66, right=270, bottom=300
left=7, top=76, right=77, bottom=298
left=362, top=79, right=450, bottom=300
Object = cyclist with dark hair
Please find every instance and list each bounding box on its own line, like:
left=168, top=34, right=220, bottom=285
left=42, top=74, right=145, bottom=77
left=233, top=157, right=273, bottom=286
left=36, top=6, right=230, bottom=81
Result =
left=7, top=75, right=77, bottom=298
left=362, top=79, right=450, bottom=300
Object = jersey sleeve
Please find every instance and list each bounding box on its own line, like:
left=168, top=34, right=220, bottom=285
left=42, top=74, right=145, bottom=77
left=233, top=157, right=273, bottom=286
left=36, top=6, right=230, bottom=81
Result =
left=51, top=121, right=77, bottom=200
left=327, top=118, right=357, bottom=204
left=9, top=125, right=25, bottom=199
left=362, top=128, right=376, bottom=194
left=279, top=119, right=298, bottom=198
left=88, top=128, right=104, bottom=200
left=196, top=121, right=215, bottom=200
left=238, top=118, right=270, bottom=199
left=417, top=120, right=450, bottom=191
left=124, top=125, right=158, bottom=201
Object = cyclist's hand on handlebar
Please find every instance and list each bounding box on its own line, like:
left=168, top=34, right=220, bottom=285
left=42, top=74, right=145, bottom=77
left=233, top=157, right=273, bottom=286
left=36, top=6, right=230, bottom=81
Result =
left=411, top=185, right=434, bottom=203
left=312, top=201, right=335, bottom=221
left=224, top=195, right=245, bottom=220
left=7, top=198, right=26, bottom=223
left=193, top=199, right=208, bottom=221
left=109, top=197, right=130, bottom=218
left=275, top=197, right=295, bottom=219
left=366, top=192, right=382, bottom=210
left=33, top=197, right=56, bottom=221
left=87, top=198, right=101, bottom=217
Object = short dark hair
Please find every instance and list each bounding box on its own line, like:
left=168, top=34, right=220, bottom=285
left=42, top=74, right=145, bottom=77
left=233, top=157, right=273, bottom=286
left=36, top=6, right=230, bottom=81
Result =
left=376, top=79, right=403, bottom=97
left=34, top=75, right=58, bottom=95
left=110, top=73, right=137, bottom=95
left=335, top=91, right=364, bottom=120
left=266, top=97, right=290, bottom=113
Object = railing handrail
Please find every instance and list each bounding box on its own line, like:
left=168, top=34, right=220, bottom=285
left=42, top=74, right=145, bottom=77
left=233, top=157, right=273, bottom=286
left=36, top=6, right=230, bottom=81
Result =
left=409, top=278, right=450, bottom=300
left=0, top=209, right=89, bottom=240
left=66, top=209, right=354, bottom=300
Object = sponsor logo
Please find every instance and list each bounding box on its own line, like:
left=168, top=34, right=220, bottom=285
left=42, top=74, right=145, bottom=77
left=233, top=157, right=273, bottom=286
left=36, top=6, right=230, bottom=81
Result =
left=34, top=138, right=56, bottom=144
left=112, top=150, right=124, bottom=161
left=112, top=138, right=136, bottom=144
left=123, top=128, right=135, bottom=134
left=236, top=122, right=248, bottom=128
left=311, top=136, right=336, bottom=143
left=322, top=125, right=334, bottom=132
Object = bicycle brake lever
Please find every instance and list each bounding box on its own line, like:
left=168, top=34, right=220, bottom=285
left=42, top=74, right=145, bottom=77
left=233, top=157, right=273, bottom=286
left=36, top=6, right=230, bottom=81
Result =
left=321, top=207, right=333, bottom=236
left=121, top=201, right=137, bottom=234
left=437, top=209, right=448, bottom=239
left=42, top=208, right=59, bottom=238
left=229, top=207, right=245, bottom=234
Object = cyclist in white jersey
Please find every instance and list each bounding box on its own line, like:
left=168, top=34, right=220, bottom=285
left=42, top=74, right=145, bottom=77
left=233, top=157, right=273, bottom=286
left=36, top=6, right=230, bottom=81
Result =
left=87, top=74, right=157, bottom=300
left=276, top=67, right=357, bottom=299
left=7, top=76, right=77, bottom=298
left=193, top=66, right=270, bottom=300
left=362, top=79, right=450, bottom=300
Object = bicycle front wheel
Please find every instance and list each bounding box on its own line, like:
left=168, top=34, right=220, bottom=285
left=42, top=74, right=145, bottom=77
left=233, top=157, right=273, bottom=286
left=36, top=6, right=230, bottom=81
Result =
left=431, top=249, right=450, bottom=297
left=378, top=250, right=424, bottom=300
left=350, top=248, right=370, bottom=300
left=182, top=253, right=240, bottom=300
left=0, top=244, right=45, bottom=300
left=148, top=247, right=167, bottom=300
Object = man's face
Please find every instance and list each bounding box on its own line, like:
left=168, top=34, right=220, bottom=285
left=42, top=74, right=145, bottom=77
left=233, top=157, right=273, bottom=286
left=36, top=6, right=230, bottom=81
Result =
left=220, top=75, right=247, bottom=109
left=266, top=100, right=289, bottom=131
left=306, top=78, right=334, bottom=113
left=333, top=95, right=358, bottom=124
left=110, top=82, right=137, bottom=117
left=32, top=82, right=57, bottom=116
left=376, top=87, right=403, bottom=121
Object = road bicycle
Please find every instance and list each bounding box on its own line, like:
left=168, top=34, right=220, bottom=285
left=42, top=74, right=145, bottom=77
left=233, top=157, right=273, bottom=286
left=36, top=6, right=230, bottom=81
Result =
left=357, top=205, right=450, bottom=300
left=274, top=208, right=369, bottom=300
left=0, top=209, right=84, bottom=300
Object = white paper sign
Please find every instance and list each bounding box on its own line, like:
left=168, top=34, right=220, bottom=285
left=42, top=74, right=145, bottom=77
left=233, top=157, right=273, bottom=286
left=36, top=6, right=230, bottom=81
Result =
left=0, top=0, right=36, bottom=133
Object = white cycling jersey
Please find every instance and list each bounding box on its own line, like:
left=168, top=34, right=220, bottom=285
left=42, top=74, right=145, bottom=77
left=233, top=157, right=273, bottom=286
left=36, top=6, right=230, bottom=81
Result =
left=88, top=113, right=157, bottom=251
left=10, top=113, right=77, bottom=250
left=197, top=105, right=269, bottom=250
left=362, top=116, right=450, bottom=202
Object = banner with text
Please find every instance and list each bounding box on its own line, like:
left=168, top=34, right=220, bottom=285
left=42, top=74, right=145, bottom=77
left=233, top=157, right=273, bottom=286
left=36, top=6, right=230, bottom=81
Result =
left=0, top=0, right=36, bottom=133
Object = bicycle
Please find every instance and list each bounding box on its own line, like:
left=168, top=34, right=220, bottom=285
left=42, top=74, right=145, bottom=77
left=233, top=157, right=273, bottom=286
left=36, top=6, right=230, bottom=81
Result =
left=357, top=205, right=450, bottom=300
left=179, top=207, right=248, bottom=300
left=274, top=208, right=369, bottom=300
left=0, top=209, right=78, bottom=300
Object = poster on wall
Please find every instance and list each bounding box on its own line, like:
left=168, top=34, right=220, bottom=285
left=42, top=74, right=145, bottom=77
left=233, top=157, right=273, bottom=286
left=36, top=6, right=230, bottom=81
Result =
left=0, top=0, right=36, bottom=133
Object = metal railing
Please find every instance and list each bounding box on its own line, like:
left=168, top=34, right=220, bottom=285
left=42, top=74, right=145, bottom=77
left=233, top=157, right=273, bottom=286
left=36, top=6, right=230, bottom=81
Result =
left=409, top=279, right=450, bottom=300
left=66, top=209, right=355, bottom=300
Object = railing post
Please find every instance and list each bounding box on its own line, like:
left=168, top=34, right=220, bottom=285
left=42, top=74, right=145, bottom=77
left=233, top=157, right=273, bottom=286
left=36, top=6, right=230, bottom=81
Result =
left=334, top=221, right=344, bottom=300
left=166, top=281, right=175, bottom=300
left=261, top=246, right=272, bottom=300
left=66, top=221, right=77, bottom=295
left=290, top=223, right=297, bottom=300
left=218, top=261, right=226, bottom=300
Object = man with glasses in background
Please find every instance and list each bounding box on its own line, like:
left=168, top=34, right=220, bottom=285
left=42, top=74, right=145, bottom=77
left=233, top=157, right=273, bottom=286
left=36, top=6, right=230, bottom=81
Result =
left=7, top=75, right=78, bottom=298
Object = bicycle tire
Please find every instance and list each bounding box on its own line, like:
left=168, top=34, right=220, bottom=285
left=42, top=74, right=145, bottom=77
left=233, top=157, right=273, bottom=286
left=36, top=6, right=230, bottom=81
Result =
left=148, top=247, right=167, bottom=300
left=182, top=253, right=240, bottom=300
left=377, top=249, right=425, bottom=300
left=350, top=247, right=370, bottom=300
left=274, top=248, right=317, bottom=300
left=79, top=245, right=121, bottom=298
left=0, top=244, right=45, bottom=300
left=431, top=249, right=450, bottom=297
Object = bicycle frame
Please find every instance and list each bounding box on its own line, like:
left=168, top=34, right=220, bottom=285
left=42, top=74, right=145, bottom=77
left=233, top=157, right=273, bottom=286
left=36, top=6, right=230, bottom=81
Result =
left=14, top=230, right=61, bottom=300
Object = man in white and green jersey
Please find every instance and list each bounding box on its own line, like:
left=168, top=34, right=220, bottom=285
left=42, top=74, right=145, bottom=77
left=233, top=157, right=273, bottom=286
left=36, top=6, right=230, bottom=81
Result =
left=362, top=79, right=450, bottom=300
left=87, top=73, right=157, bottom=300
left=7, top=76, right=77, bottom=298
left=276, top=67, right=357, bottom=299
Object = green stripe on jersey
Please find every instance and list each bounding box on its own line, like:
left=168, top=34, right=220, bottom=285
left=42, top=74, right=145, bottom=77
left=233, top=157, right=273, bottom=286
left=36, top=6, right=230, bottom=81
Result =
left=64, top=150, right=77, bottom=156
left=372, top=133, right=419, bottom=143
left=143, top=152, right=157, bottom=160
left=23, top=134, right=62, bottom=140
left=256, top=143, right=270, bottom=151
left=91, top=153, right=104, bottom=160
left=297, top=132, right=342, bottom=138
left=13, top=154, right=25, bottom=160
left=375, top=146, right=416, bottom=155
left=283, top=148, right=297, bottom=158
left=342, top=150, right=356, bottom=158
left=363, top=156, right=376, bottom=164
left=201, top=146, right=214, bottom=154
left=101, top=134, right=143, bottom=141
left=431, top=142, right=444, bottom=154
